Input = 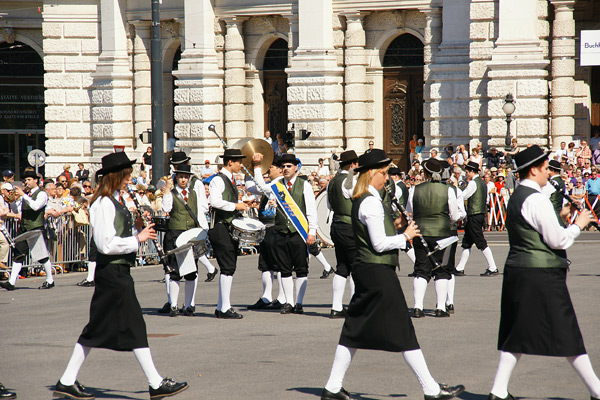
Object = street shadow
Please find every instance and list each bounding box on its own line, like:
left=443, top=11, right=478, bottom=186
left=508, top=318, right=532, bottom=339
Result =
left=286, top=387, right=406, bottom=399
left=46, top=386, right=144, bottom=399
left=457, top=392, right=490, bottom=400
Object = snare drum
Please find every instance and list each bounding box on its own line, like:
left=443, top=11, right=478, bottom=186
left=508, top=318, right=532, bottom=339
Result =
left=175, top=228, right=209, bottom=258
left=230, top=217, right=266, bottom=244
left=151, top=216, right=170, bottom=232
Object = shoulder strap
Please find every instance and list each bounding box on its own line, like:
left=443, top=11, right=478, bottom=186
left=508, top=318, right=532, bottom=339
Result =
left=172, top=189, right=200, bottom=228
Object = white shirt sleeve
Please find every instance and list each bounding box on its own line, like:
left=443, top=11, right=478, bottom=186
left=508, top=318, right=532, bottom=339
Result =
left=245, top=167, right=272, bottom=195
left=22, top=189, right=48, bottom=211
left=462, top=179, right=477, bottom=201
left=456, top=188, right=467, bottom=220
left=358, top=195, right=407, bottom=252
left=91, top=196, right=138, bottom=255
left=209, top=175, right=237, bottom=212
left=448, top=186, right=459, bottom=223
left=304, top=180, right=318, bottom=236
left=161, top=190, right=173, bottom=213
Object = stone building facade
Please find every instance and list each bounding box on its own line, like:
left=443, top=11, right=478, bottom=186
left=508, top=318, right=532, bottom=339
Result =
left=0, top=0, right=599, bottom=178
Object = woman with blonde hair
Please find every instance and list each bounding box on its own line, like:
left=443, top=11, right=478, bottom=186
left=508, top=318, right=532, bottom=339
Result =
left=320, top=149, right=465, bottom=400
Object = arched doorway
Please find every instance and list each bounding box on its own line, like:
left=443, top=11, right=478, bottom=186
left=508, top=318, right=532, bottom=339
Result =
left=0, top=41, right=45, bottom=179
left=262, top=38, right=288, bottom=139
left=383, top=34, right=424, bottom=170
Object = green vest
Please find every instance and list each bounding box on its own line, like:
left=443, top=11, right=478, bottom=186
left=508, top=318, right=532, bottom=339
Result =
left=352, top=192, right=398, bottom=266
left=168, top=187, right=198, bottom=230
left=258, top=194, right=275, bottom=225
left=96, top=196, right=137, bottom=266
left=467, top=176, right=487, bottom=215
left=413, top=182, right=451, bottom=237
left=212, top=173, right=238, bottom=224
left=275, top=177, right=307, bottom=234
left=505, top=185, right=568, bottom=269
left=396, top=180, right=409, bottom=208
left=327, top=172, right=352, bottom=225
left=448, top=184, right=458, bottom=232
left=22, top=188, right=46, bottom=231
left=549, top=175, right=566, bottom=227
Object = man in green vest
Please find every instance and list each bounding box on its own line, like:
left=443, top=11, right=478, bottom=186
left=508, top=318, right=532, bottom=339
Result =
left=486, top=145, right=600, bottom=400
left=272, top=153, right=319, bottom=315
left=389, top=167, right=416, bottom=266
left=455, top=161, right=498, bottom=277
left=545, top=159, right=567, bottom=227
left=408, top=158, right=459, bottom=318
left=0, top=170, right=54, bottom=291
left=208, top=148, right=248, bottom=319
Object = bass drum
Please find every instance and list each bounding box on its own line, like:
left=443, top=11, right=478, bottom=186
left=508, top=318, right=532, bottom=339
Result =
left=315, top=189, right=334, bottom=247
left=175, top=227, right=209, bottom=258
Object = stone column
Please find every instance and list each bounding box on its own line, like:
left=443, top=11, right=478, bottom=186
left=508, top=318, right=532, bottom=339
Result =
left=130, top=21, right=152, bottom=148
left=343, top=12, right=370, bottom=151
left=421, top=7, right=443, bottom=148
left=223, top=17, right=249, bottom=144
left=173, top=0, right=224, bottom=163
left=550, top=0, right=576, bottom=148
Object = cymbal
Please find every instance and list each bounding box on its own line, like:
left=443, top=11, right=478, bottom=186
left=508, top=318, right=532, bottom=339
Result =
left=230, top=138, right=274, bottom=176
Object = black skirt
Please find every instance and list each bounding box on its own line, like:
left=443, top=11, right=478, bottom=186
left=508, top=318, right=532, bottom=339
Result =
left=498, top=266, right=586, bottom=357
left=339, top=263, right=420, bottom=352
left=78, top=263, right=149, bottom=351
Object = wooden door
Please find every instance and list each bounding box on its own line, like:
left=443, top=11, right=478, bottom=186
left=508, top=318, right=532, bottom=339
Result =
left=263, top=71, right=288, bottom=138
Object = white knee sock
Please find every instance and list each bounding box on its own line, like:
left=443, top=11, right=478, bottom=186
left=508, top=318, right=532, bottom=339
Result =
left=446, top=275, right=455, bottom=306
left=43, top=260, right=54, bottom=284
left=8, top=261, right=22, bottom=285
left=184, top=280, right=196, bottom=309
left=164, top=274, right=171, bottom=303
left=348, top=275, right=355, bottom=299
left=406, top=247, right=416, bottom=263
left=455, top=248, right=470, bottom=271
left=413, top=277, right=428, bottom=310
left=168, top=280, right=180, bottom=308
left=403, top=349, right=440, bottom=396
left=133, top=347, right=163, bottom=389
left=190, top=276, right=198, bottom=307
left=219, top=274, right=233, bottom=312
left=86, top=261, right=96, bottom=282
left=276, top=272, right=286, bottom=304
left=482, top=247, right=497, bottom=271
left=434, top=279, right=449, bottom=311
left=490, top=351, right=521, bottom=398
left=332, top=274, right=347, bottom=312
left=315, top=252, right=332, bottom=272
left=568, top=354, right=600, bottom=398
left=60, top=343, right=91, bottom=386
left=324, top=345, right=356, bottom=394
left=198, top=255, right=215, bottom=274
left=261, top=271, right=273, bottom=303
left=296, top=277, right=308, bottom=305
left=281, top=276, right=295, bottom=306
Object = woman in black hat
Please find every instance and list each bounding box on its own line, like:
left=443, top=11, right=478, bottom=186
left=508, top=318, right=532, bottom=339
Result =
left=321, top=149, right=464, bottom=400
left=487, top=145, right=600, bottom=400
left=54, top=152, right=188, bottom=400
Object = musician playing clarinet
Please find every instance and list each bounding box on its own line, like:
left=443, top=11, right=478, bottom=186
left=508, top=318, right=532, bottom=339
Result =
left=487, top=145, right=600, bottom=400
left=54, top=152, right=187, bottom=400
left=321, top=149, right=464, bottom=400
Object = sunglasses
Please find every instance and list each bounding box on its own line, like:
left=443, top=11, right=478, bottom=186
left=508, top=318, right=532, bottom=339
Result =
left=83, top=185, right=91, bottom=188
left=282, top=164, right=295, bottom=169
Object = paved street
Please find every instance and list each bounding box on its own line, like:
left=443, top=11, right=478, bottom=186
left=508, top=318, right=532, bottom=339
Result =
left=1, top=232, right=599, bottom=400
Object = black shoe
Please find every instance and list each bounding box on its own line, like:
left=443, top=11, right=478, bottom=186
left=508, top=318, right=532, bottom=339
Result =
left=53, top=380, right=95, bottom=399
left=454, top=270, right=465, bottom=276
left=412, top=308, right=425, bottom=318
left=591, top=397, right=599, bottom=400
left=38, top=281, right=55, bottom=290
left=435, top=309, right=450, bottom=318
left=293, top=303, right=304, bottom=314
left=321, top=387, right=353, bottom=400
left=424, top=383, right=465, bottom=400
left=408, top=272, right=416, bottom=277
left=169, top=306, right=179, bottom=317
left=76, top=280, right=94, bottom=287
left=0, top=281, right=15, bottom=291
left=157, top=302, right=171, bottom=314
left=480, top=269, right=499, bottom=277
left=265, top=300, right=282, bottom=310
left=149, top=378, right=188, bottom=400
left=182, top=307, right=194, bottom=317
left=280, top=303, right=294, bottom=314
left=320, top=269, right=334, bottom=279
left=488, top=393, right=515, bottom=400
left=329, top=308, right=347, bottom=319
left=0, top=383, right=16, bottom=399
left=446, top=304, right=454, bottom=314
left=215, top=308, right=243, bottom=319
left=247, top=298, right=271, bottom=310
left=205, top=268, right=218, bottom=282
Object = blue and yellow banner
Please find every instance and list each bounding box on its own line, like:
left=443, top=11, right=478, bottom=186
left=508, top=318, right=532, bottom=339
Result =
left=270, top=180, right=309, bottom=242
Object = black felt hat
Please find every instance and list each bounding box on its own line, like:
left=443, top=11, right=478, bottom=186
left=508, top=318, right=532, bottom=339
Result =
left=339, top=150, right=359, bottom=166
left=22, top=170, right=40, bottom=180
left=388, top=167, right=402, bottom=176
left=464, top=161, right=480, bottom=172
left=173, top=164, right=194, bottom=175
left=219, top=148, right=246, bottom=159
left=170, top=151, right=191, bottom=165
left=548, top=159, right=562, bottom=171
left=514, top=145, right=550, bottom=172
left=95, top=152, right=136, bottom=180
left=277, top=153, right=300, bottom=166
left=422, top=158, right=443, bottom=174
left=355, top=149, right=392, bottom=173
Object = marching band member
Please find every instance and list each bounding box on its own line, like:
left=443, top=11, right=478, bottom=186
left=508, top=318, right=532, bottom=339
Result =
left=272, top=153, right=318, bottom=314
left=208, top=148, right=248, bottom=319
left=321, top=149, right=464, bottom=400
left=406, top=158, right=459, bottom=318
left=388, top=167, right=416, bottom=264
left=454, top=161, right=498, bottom=276
left=544, top=159, right=568, bottom=226
left=0, top=170, right=54, bottom=291
left=326, top=150, right=359, bottom=319
left=54, top=152, right=187, bottom=400
left=487, top=145, right=600, bottom=400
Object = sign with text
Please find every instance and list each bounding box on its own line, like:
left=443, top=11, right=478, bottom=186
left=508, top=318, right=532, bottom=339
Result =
left=581, top=30, right=600, bottom=66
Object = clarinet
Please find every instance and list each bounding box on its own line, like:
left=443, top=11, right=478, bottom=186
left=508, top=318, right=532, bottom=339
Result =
left=382, top=184, right=443, bottom=270
left=549, top=179, right=600, bottom=230
left=0, top=224, right=16, bottom=248
left=125, top=188, right=173, bottom=273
